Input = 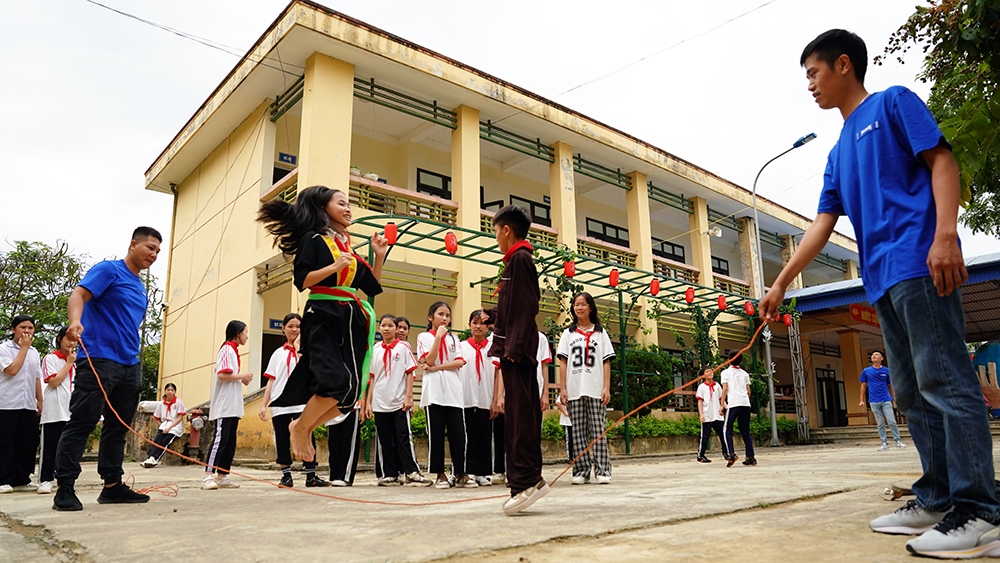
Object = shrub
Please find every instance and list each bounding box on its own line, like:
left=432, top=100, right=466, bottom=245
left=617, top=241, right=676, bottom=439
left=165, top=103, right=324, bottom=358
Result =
left=410, top=407, right=427, bottom=437
left=541, top=413, right=565, bottom=441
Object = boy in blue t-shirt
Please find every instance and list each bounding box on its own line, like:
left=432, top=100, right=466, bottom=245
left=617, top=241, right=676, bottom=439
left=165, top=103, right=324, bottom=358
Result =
left=760, top=30, right=1000, bottom=558
left=858, top=350, right=903, bottom=450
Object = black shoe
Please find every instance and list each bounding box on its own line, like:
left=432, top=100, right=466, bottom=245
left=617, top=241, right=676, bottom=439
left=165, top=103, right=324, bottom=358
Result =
left=697, top=456, right=711, bottom=463
left=53, top=485, right=83, bottom=511
left=742, top=458, right=757, bottom=466
left=306, top=475, right=331, bottom=488
left=96, top=482, right=150, bottom=504
left=726, top=455, right=738, bottom=468
left=279, top=474, right=293, bottom=488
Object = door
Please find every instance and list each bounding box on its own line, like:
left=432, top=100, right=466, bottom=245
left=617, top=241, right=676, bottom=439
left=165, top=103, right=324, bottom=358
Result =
left=816, top=368, right=847, bottom=427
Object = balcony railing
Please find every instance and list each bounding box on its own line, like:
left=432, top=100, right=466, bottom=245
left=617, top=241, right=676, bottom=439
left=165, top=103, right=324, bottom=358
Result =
left=260, top=168, right=299, bottom=202
left=713, top=273, right=751, bottom=297
left=577, top=236, right=637, bottom=268
left=350, top=176, right=458, bottom=225
left=257, top=259, right=293, bottom=293
left=652, top=255, right=699, bottom=284
left=479, top=211, right=558, bottom=250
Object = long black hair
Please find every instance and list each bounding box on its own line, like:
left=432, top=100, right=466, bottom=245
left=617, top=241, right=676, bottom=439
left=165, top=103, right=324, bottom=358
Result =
left=54, top=326, right=69, bottom=351
left=569, top=292, right=603, bottom=333
left=225, top=320, right=247, bottom=342
left=257, top=185, right=338, bottom=255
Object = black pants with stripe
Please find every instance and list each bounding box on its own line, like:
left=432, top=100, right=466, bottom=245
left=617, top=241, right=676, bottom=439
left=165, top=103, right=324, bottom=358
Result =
left=147, top=431, right=177, bottom=463
left=0, top=409, right=39, bottom=487
left=464, top=407, right=493, bottom=477
left=698, top=420, right=728, bottom=459
left=373, top=410, right=418, bottom=478
left=500, top=359, right=543, bottom=495
left=724, top=406, right=754, bottom=460
left=39, top=421, right=66, bottom=483
left=425, top=404, right=466, bottom=475
left=272, top=413, right=317, bottom=468
left=206, top=417, right=240, bottom=475
left=328, top=410, right=361, bottom=484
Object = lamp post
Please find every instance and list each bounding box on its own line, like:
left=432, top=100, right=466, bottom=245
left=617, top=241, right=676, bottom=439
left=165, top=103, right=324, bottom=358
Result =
left=751, top=132, right=816, bottom=446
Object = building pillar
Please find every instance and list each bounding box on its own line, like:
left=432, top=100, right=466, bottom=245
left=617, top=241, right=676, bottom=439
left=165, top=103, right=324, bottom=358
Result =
left=737, top=217, right=763, bottom=299
left=451, top=105, right=482, bottom=317
left=626, top=171, right=658, bottom=347
left=844, top=259, right=860, bottom=280
left=838, top=328, right=867, bottom=426
left=802, top=335, right=819, bottom=428
left=549, top=142, right=577, bottom=252
left=298, top=53, right=354, bottom=192
left=781, top=234, right=804, bottom=291
left=688, top=197, right=714, bottom=289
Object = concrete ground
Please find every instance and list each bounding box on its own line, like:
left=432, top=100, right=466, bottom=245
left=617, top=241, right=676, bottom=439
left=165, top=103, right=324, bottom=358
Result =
left=0, top=442, right=987, bottom=562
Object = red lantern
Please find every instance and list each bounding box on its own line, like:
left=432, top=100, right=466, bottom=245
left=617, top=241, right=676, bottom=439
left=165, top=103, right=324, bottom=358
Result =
left=444, top=232, right=458, bottom=255
left=782, top=313, right=793, bottom=326
left=744, top=301, right=755, bottom=317
left=717, top=295, right=727, bottom=311
left=564, top=261, right=576, bottom=278
left=609, top=268, right=619, bottom=287
left=384, top=222, right=397, bottom=245
left=650, top=279, right=660, bottom=296
left=684, top=287, right=695, bottom=304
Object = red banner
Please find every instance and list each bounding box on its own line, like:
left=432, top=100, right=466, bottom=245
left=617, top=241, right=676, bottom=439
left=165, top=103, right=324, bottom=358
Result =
left=849, top=303, right=880, bottom=327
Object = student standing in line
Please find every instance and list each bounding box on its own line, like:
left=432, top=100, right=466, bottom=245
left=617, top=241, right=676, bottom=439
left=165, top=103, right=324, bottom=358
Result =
left=557, top=292, right=615, bottom=485
left=259, top=313, right=329, bottom=488
left=720, top=351, right=754, bottom=467
left=418, top=301, right=473, bottom=489
left=396, top=317, right=411, bottom=345
left=460, top=310, right=499, bottom=487
left=38, top=326, right=75, bottom=494
left=695, top=367, right=729, bottom=464
left=140, top=383, right=185, bottom=468
left=202, top=321, right=253, bottom=490
left=859, top=350, right=905, bottom=451
left=0, top=315, right=43, bottom=494
left=362, top=313, right=430, bottom=486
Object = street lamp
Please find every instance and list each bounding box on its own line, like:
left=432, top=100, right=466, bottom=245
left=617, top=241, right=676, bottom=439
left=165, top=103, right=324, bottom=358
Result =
left=751, top=132, right=816, bottom=446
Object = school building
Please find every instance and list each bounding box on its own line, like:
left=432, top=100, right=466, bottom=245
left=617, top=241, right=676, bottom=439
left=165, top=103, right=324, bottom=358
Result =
left=145, top=0, right=867, bottom=442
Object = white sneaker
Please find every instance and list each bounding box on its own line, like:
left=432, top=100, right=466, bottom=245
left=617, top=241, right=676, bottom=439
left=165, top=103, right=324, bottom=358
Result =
left=217, top=475, right=240, bottom=489
left=895, top=441, right=906, bottom=449
left=571, top=475, right=588, bottom=485
left=502, top=479, right=550, bottom=515
left=870, top=500, right=948, bottom=535
left=12, top=483, right=38, bottom=492
left=0, top=484, right=12, bottom=494
left=331, top=480, right=348, bottom=487
left=140, top=456, right=159, bottom=468
left=596, top=475, right=612, bottom=484
left=906, top=511, right=1000, bottom=557
left=474, top=475, right=492, bottom=487
left=201, top=476, right=219, bottom=490
left=877, top=442, right=890, bottom=451
left=490, top=473, right=506, bottom=485
left=37, top=481, right=53, bottom=494
left=455, top=475, right=478, bottom=488
left=377, top=477, right=400, bottom=486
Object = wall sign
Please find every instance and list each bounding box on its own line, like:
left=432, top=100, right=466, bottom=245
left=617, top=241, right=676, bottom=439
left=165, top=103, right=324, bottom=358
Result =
left=278, top=152, right=297, bottom=165
left=849, top=303, right=880, bottom=327
left=269, top=319, right=283, bottom=330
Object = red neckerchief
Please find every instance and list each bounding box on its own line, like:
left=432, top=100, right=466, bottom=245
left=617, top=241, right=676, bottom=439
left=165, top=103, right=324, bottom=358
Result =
left=54, top=350, right=68, bottom=360
left=575, top=326, right=597, bottom=358
left=493, top=240, right=535, bottom=298
left=223, top=341, right=241, bottom=373
left=466, top=337, right=490, bottom=382
left=705, top=379, right=716, bottom=395
left=331, top=229, right=373, bottom=273
left=51, top=350, right=75, bottom=388
left=379, top=339, right=399, bottom=379
left=282, top=342, right=297, bottom=372
left=162, top=396, right=177, bottom=415
left=425, top=330, right=449, bottom=365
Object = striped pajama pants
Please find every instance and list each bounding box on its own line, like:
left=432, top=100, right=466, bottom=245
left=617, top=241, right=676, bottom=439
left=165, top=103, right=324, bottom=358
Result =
left=568, top=396, right=611, bottom=477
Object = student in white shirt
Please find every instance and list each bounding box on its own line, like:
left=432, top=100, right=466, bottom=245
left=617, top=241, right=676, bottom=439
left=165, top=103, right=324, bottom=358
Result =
left=38, top=326, right=75, bottom=494
left=695, top=367, right=730, bottom=463
left=557, top=293, right=615, bottom=485
left=0, top=315, right=43, bottom=494
left=459, top=310, right=500, bottom=487
left=721, top=350, right=755, bottom=467
left=418, top=301, right=474, bottom=489
left=362, top=314, right=430, bottom=486
left=203, top=321, right=253, bottom=490
left=259, top=313, right=329, bottom=488
left=139, top=383, right=186, bottom=469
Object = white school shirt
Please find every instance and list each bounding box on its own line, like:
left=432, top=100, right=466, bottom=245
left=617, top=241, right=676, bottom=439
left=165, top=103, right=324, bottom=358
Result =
left=721, top=366, right=751, bottom=408
left=210, top=342, right=244, bottom=420
left=417, top=331, right=465, bottom=409
left=459, top=336, right=499, bottom=409
left=558, top=394, right=571, bottom=427
left=0, top=340, right=42, bottom=411
left=40, top=351, right=74, bottom=424
left=370, top=339, right=418, bottom=413
left=556, top=327, right=615, bottom=401
left=535, top=332, right=553, bottom=399
left=263, top=343, right=303, bottom=417
left=696, top=381, right=724, bottom=422
left=153, top=397, right=187, bottom=437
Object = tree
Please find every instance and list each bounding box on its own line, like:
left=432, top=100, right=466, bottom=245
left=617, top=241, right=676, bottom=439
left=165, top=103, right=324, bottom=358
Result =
left=139, top=270, right=164, bottom=401
left=877, top=0, right=1000, bottom=236
left=0, top=241, right=89, bottom=354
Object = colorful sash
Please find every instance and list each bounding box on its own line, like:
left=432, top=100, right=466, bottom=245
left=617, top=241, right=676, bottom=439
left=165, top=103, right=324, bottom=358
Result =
left=321, top=234, right=358, bottom=287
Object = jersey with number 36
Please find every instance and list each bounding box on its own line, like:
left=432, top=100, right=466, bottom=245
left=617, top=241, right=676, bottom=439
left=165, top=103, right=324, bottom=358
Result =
left=556, top=327, right=615, bottom=401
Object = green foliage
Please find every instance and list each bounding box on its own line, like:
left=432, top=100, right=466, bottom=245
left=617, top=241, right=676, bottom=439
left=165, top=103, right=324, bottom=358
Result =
left=312, top=417, right=377, bottom=442
left=86, top=422, right=103, bottom=452
left=541, top=412, right=566, bottom=441
left=609, top=345, right=680, bottom=416
left=538, top=244, right=583, bottom=345
left=410, top=407, right=427, bottom=437
left=140, top=343, right=161, bottom=402
left=878, top=0, right=1000, bottom=236
left=138, top=271, right=163, bottom=401
left=0, top=240, right=89, bottom=354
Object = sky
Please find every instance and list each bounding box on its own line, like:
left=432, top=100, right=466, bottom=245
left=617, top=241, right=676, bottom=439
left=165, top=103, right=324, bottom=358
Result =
left=2, top=0, right=997, bottom=284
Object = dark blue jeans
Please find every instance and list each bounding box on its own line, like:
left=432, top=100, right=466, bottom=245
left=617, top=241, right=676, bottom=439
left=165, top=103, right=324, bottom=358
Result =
left=875, top=277, right=999, bottom=520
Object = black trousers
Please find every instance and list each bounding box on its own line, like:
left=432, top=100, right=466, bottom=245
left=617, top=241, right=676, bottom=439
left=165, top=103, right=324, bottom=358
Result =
left=206, top=417, right=240, bottom=475
left=373, top=410, right=418, bottom=478
left=0, top=409, right=39, bottom=487
left=147, top=431, right=177, bottom=462
left=492, top=413, right=505, bottom=474
left=425, top=404, right=466, bottom=475
left=328, top=410, right=361, bottom=484
left=39, top=420, right=66, bottom=483
left=464, top=407, right=493, bottom=477
left=500, top=359, right=542, bottom=495
left=724, top=406, right=754, bottom=459
left=698, top=420, right=728, bottom=458
left=271, top=412, right=317, bottom=469
left=55, top=358, right=140, bottom=486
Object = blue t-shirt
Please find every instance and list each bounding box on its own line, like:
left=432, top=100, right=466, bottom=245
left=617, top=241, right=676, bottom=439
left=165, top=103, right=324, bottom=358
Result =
left=860, top=366, right=893, bottom=403
left=79, top=260, right=147, bottom=365
left=817, top=86, right=952, bottom=304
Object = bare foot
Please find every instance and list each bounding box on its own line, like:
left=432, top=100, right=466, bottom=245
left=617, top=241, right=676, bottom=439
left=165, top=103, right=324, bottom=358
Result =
left=288, top=419, right=316, bottom=461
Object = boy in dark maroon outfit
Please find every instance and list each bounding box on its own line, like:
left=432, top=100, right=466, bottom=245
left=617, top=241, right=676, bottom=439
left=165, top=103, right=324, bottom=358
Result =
left=484, top=205, right=548, bottom=515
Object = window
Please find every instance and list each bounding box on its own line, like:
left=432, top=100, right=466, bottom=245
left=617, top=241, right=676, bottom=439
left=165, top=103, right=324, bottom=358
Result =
left=416, top=168, right=451, bottom=199
left=481, top=186, right=504, bottom=213
left=586, top=218, right=629, bottom=248
left=711, top=256, right=730, bottom=277
left=652, top=237, right=685, bottom=263
left=272, top=165, right=294, bottom=186
left=510, top=195, right=551, bottom=227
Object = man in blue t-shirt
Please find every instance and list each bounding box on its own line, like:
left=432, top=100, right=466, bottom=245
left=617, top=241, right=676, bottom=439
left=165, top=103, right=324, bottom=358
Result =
left=760, top=30, right=999, bottom=557
left=858, top=350, right=904, bottom=450
left=53, top=227, right=161, bottom=511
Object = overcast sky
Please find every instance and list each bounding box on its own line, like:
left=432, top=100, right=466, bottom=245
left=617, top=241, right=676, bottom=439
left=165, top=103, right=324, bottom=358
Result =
left=2, top=0, right=997, bottom=283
